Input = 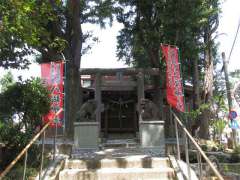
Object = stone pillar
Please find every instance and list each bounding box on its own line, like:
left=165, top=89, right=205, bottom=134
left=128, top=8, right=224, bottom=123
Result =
left=137, top=72, right=144, bottom=139
left=95, top=73, right=102, bottom=137
left=137, top=71, right=145, bottom=117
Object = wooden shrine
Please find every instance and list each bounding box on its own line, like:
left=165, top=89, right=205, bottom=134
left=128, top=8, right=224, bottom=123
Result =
left=74, top=68, right=193, bottom=149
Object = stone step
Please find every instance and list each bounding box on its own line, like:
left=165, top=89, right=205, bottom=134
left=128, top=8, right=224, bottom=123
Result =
left=103, top=139, right=138, bottom=148
left=65, top=156, right=169, bottom=169
left=59, top=167, right=175, bottom=180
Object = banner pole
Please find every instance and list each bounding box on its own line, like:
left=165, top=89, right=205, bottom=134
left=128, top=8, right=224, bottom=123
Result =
left=53, top=121, right=57, bottom=161
left=61, top=53, right=67, bottom=135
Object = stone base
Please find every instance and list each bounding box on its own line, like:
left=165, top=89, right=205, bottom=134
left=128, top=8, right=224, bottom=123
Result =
left=74, top=122, right=99, bottom=149
left=139, top=120, right=165, bottom=154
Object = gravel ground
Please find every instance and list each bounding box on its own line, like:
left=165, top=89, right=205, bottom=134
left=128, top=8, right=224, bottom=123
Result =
left=71, top=139, right=165, bottom=159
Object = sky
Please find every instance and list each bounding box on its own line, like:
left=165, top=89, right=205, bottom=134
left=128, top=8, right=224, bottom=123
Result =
left=217, top=0, right=240, bottom=72
left=0, top=0, right=240, bottom=80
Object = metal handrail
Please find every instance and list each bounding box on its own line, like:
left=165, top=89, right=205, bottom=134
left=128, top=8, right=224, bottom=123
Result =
left=0, top=108, right=63, bottom=179
left=171, top=110, right=224, bottom=180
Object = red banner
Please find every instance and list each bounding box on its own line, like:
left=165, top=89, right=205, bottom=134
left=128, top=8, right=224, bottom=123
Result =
left=161, top=45, right=185, bottom=112
left=41, top=61, right=64, bottom=127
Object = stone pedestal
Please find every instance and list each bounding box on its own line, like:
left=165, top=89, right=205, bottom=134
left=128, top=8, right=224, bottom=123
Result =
left=139, top=121, right=165, bottom=154
left=74, top=122, right=99, bottom=149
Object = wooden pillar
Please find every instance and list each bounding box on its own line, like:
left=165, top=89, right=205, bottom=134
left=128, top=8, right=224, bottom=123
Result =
left=95, top=73, right=102, bottom=137
left=133, top=105, right=137, bottom=136
left=159, top=75, right=164, bottom=120
left=137, top=72, right=145, bottom=121
left=104, top=110, right=108, bottom=138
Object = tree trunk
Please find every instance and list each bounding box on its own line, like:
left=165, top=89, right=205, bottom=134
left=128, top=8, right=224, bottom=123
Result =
left=149, top=49, right=163, bottom=120
left=193, top=58, right=200, bottom=110
left=191, top=58, right=201, bottom=135
left=64, top=0, right=83, bottom=139
left=199, top=32, right=213, bottom=139
left=64, top=64, right=81, bottom=138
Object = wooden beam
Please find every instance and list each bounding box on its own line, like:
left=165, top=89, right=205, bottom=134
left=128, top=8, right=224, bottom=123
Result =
left=80, top=68, right=160, bottom=75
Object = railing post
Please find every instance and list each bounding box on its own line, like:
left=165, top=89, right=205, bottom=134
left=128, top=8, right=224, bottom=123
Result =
left=173, top=111, right=181, bottom=160
left=53, top=122, right=57, bottom=161
left=22, top=150, right=28, bottom=180
left=184, top=132, right=191, bottom=180
left=197, top=151, right=203, bottom=180
left=39, top=130, right=45, bottom=180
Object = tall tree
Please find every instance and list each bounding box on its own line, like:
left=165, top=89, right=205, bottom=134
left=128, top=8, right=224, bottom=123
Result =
left=116, top=0, right=205, bottom=79
left=116, top=0, right=206, bottom=114
left=0, top=0, right=114, bottom=138
left=116, top=0, right=221, bottom=139
left=199, top=0, right=220, bottom=139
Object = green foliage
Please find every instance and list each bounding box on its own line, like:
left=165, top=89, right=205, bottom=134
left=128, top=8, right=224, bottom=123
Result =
left=186, top=103, right=211, bottom=120
left=116, top=0, right=166, bottom=67
left=223, top=164, right=240, bottom=175
left=201, top=144, right=208, bottom=151
left=230, top=146, right=240, bottom=163
left=211, top=119, right=226, bottom=137
left=0, top=78, right=50, bottom=127
left=0, top=0, right=59, bottom=68
left=199, top=141, right=223, bottom=152
left=3, top=165, right=38, bottom=180
left=0, top=71, right=14, bottom=92
left=0, top=77, right=50, bottom=169
left=115, top=0, right=221, bottom=80
left=0, top=0, right=115, bottom=68
left=115, top=0, right=222, bottom=140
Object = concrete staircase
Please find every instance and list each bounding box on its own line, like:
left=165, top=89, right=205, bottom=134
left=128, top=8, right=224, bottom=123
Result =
left=59, top=151, right=176, bottom=180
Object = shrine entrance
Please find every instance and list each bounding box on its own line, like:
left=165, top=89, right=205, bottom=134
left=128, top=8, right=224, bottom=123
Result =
left=75, top=68, right=191, bottom=149
left=101, top=91, right=137, bottom=138
left=79, top=68, right=161, bottom=140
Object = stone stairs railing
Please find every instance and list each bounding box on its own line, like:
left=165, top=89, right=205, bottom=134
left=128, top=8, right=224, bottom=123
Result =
left=170, top=109, right=224, bottom=180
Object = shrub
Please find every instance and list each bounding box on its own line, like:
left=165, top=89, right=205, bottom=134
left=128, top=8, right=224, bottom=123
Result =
left=201, top=144, right=208, bottom=151
left=0, top=78, right=50, bottom=171
left=230, top=146, right=240, bottom=163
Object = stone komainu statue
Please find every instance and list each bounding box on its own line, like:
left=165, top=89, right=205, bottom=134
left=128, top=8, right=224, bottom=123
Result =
left=76, top=99, right=97, bottom=122
left=140, top=98, right=160, bottom=121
